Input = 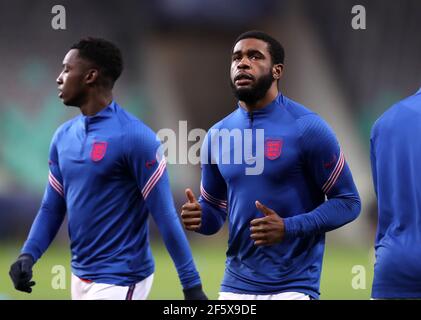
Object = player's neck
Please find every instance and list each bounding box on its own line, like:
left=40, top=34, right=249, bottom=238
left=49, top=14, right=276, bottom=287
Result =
left=240, top=87, right=278, bottom=113
left=80, top=91, right=113, bottom=116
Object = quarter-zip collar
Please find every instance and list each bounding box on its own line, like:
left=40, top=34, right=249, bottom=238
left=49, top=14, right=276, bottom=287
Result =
left=237, top=93, right=284, bottom=119
left=79, top=100, right=117, bottom=130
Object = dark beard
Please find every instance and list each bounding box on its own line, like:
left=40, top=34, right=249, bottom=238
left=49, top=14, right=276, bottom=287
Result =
left=231, top=71, right=275, bottom=105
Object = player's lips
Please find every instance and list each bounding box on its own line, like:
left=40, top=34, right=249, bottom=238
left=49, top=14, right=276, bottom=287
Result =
left=58, top=88, right=63, bottom=98
left=235, top=79, right=253, bottom=86
left=234, top=73, right=254, bottom=86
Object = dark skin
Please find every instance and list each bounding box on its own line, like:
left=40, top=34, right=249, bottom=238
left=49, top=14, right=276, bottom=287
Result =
left=181, top=189, right=202, bottom=232
left=181, top=38, right=286, bottom=246
left=231, top=38, right=283, bottom=112
left=56, top=49, right=113, bottom=116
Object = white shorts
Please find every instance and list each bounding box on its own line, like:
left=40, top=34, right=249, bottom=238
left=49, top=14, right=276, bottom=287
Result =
left=218, top=291, right=311, bottom=300
left=71, top=273, right=154, bottom=300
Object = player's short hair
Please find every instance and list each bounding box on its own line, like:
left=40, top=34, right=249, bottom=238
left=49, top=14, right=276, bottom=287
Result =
left=233, top=30, right=285, bottom=65
left=71, top=37, right=123, bottom=88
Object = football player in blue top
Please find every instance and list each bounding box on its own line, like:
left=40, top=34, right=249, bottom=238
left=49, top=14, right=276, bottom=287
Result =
left=9, top=37, right=207, bottom=300
left=180, top=31, right=361, bottom=300
left=370, top=88, right=421, bottom=299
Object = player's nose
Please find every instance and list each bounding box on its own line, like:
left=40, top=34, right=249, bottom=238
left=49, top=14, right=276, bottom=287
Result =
left=238, top=58, right=251, bottom=69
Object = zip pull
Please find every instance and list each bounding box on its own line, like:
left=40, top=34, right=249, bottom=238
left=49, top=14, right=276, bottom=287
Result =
left=84, top=117, right=89, bottom=133
left=248, top=111, right=254, bottom=128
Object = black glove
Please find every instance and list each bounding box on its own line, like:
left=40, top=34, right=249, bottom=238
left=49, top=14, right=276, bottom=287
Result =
left=9, top=254, right=36, bottom=293
left=183, top=284, right=208, bottom=300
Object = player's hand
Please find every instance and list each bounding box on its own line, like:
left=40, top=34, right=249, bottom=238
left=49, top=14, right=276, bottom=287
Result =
left=9, top=254, right=36, bottom=293
left=183, top=284, right=208, bottom=300
left=250, top=201, right=285, bottom=246
left=181, top=188, right=202, bottom=231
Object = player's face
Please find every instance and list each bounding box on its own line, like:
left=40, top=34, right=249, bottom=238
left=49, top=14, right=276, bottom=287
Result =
left=230, top=38, right=275, bottom=104
left=56, top=49, right=90, bottom=106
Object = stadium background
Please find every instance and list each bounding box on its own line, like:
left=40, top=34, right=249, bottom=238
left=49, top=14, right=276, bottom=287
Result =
left=0, top=0, right=420, bottom=299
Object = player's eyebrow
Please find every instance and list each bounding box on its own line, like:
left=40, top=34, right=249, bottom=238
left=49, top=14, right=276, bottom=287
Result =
left=232, top=49, right=265, bottom=57
left=231, top=50, right=241, bottom=59
left=246, top=49, right=265, bottom=57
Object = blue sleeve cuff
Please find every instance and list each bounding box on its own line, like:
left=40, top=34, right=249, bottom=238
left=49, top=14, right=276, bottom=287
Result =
left=21, top=239, right=42, bottom=263
left=283, top=216, right=301, bottom=239
left=197, top=198, right=226, bottom=235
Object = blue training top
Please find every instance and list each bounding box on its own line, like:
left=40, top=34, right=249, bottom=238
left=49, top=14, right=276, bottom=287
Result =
left=370, top=88, right=421, bottom=299
left=22, top=101, right=201, bottom=289
left=198, top=94, right=361, bottom=299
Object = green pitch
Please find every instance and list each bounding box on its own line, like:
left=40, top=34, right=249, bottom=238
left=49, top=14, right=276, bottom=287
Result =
left=0, top=240, right=374, bottom=300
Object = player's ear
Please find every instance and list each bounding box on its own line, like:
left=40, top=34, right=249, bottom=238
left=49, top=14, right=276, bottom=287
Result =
left=272, top=64, right=284, bottom=80
left=85, top=68, right=99, bottom=85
